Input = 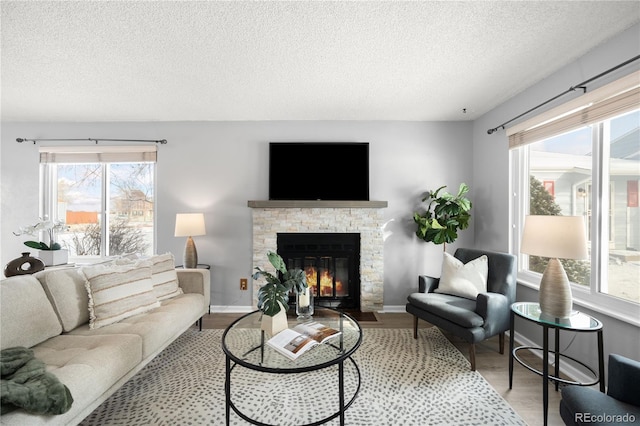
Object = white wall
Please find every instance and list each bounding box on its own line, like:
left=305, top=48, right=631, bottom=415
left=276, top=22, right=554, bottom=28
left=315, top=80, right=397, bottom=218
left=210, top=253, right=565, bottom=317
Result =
left=472, top=24, right=640, bottom=367
left=1, top=120, right=473, bottom=308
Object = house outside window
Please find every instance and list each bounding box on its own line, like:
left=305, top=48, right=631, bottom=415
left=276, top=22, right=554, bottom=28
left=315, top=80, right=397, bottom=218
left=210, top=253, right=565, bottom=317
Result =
left=510, top=72, right=639, bottom=321
left=39, top=146, right=156, bottom=261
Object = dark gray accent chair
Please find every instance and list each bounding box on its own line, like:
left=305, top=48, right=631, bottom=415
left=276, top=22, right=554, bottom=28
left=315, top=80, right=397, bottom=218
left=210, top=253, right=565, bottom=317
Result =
left=406, top=248, right=517, bottom=371
left=560, top=354, right=640, bottom=425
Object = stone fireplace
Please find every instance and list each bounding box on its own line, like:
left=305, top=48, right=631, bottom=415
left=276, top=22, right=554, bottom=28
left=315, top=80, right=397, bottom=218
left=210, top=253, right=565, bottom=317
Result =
left=248, top=200, right=387, bottom=312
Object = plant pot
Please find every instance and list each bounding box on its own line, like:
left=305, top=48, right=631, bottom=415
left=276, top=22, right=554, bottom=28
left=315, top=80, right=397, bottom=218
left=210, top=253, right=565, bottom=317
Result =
left=260, top=302, right=288, bottom=336
left=37, top=249, right=68, bottom=266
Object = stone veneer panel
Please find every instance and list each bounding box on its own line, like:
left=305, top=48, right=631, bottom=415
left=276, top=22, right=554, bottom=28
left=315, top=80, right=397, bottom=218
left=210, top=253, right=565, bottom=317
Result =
left=250, top=207, right=385, bottom=312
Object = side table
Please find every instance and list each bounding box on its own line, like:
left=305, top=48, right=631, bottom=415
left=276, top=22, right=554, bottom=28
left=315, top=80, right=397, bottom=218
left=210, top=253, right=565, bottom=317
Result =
left=176, top=263, right=211, bottom=314
left=509, top=302, right=604, bottom=426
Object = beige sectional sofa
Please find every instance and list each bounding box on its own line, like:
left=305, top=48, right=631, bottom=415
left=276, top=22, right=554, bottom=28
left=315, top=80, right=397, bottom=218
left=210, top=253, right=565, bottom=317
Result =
left=0, top=261, right=210, bottom=425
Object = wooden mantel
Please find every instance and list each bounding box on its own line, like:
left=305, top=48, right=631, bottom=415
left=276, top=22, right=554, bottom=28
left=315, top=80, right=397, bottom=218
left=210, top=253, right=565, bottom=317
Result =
left=247, top=200, right=388, bottom=208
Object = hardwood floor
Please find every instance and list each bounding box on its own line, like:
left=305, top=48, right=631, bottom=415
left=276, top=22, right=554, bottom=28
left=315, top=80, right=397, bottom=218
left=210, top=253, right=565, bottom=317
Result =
left=203, top=311, right=566, bottom=426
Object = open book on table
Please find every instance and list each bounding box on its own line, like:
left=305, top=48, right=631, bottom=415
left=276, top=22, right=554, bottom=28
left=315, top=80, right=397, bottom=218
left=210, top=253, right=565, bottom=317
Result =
left=266, top=321, right=341, bottom=360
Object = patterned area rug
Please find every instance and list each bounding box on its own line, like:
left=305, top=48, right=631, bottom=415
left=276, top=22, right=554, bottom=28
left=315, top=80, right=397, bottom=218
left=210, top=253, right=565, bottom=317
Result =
left=81, top=328, right=525, bottom=425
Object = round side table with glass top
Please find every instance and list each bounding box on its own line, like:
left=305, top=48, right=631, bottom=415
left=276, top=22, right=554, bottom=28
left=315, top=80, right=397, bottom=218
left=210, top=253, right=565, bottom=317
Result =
left=222, top=307, right=363, bottom=426
left=509, top=302, right=604, bottom=426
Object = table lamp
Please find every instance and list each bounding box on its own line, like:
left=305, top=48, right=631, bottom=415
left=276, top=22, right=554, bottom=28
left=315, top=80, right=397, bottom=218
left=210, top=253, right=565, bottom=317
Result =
left=174, top=213, right=206, bottom=268
left=520, top=215, right=588, bottom=318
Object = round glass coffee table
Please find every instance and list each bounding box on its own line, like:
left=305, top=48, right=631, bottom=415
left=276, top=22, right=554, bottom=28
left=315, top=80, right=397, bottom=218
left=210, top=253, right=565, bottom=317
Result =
left=222, top=307, right=363, bottom=426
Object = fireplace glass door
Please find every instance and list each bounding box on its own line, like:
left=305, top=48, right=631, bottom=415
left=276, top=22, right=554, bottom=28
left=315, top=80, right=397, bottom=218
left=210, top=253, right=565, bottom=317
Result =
left=277, top=233, right=360, bottom=310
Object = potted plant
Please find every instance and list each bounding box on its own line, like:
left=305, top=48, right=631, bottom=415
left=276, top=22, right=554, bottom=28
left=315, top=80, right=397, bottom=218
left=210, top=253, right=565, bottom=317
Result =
left=413, top=183, right=472, bottom=250
left=252, top=251, right=307, bottom=335
left=13, top=219, right=69, bottom=266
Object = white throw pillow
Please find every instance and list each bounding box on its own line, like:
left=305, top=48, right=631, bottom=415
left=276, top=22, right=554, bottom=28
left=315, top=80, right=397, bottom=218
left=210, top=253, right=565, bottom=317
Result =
left=150, top=253, right=183, bottom=300
left=434, top=252, right=488, bottom=300
left=81, top=261, right=160, bottom=329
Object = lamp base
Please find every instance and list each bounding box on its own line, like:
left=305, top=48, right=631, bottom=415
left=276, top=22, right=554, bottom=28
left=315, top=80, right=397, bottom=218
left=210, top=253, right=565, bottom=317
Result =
left=539, top=258, right=573, bottom=318
left=183, top=236, right=198, bottom=268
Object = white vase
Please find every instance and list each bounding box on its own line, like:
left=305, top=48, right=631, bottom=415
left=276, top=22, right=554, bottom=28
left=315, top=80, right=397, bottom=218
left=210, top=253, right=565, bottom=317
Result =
left=37, top=249, right=68, bottom=266
left=260, top=302, right=289, bottom=336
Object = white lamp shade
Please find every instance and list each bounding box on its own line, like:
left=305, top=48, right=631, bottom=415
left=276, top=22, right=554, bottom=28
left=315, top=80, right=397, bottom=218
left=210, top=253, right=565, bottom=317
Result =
left=174, top=213, right=206, bottom=237
left=521, top=215, right=588, bottom=260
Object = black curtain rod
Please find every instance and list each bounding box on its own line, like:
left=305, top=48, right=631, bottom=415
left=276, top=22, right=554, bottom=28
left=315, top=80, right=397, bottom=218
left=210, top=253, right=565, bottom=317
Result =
left=487, top=55, right=640, bottom=135
left=16, top=138, right=168, bottom=144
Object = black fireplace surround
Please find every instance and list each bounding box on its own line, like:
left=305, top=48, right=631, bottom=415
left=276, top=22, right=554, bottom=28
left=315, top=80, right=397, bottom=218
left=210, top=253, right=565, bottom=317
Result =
left=277, top=233, right=360, bottom=310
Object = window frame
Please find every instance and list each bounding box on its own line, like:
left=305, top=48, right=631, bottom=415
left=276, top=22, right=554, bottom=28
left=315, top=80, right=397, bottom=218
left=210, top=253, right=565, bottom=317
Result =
left=39, top=146, right=157, bottom=262
left=510, top=118, right=640, bottom=326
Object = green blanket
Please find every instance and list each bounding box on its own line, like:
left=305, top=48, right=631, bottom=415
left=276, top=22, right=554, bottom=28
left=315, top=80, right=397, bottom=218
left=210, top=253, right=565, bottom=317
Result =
left=1, top=346, right=73, bottom=415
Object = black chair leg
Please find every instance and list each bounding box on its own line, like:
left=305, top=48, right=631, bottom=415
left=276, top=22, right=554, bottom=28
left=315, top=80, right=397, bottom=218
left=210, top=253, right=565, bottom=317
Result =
left=413, top=315, right=418, bottom=339
left=499, top=332, right=505, bottom=354
left=469, top=344, right=476, bottom=371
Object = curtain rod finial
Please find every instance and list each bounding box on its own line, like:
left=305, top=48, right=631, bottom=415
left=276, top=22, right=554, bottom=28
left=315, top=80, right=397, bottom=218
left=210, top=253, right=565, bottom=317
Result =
left=487, top=128, right=496, bottom=135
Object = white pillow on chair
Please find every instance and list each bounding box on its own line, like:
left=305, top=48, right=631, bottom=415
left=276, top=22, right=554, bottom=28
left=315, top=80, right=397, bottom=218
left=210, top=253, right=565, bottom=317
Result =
left=434, top=252, right=488, bottom=300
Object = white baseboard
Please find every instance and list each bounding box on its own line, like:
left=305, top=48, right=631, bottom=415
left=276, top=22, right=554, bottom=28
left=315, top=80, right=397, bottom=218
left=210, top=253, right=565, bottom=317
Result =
left=509, top=330, right=596, bottom=386
left=209, top=305, right=254, bottom=313
left=208, top=305, right=408, bottom=314
left=379, top=305, right=406, bottom=313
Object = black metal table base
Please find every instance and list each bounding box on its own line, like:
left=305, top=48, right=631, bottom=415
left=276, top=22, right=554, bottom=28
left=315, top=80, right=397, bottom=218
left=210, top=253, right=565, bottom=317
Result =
left=225, top=355, right=361, bottom=426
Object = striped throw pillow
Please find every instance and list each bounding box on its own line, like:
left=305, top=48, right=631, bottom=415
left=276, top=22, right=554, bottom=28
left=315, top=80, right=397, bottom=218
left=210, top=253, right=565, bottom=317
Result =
left=82, top=261, right=160, bottom=329
left=150, top=253, right=183, bottom=300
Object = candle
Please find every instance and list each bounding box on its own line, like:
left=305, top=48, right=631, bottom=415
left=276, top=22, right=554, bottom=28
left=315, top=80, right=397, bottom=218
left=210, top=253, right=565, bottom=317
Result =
left=298, top=290, right=310, bottom=308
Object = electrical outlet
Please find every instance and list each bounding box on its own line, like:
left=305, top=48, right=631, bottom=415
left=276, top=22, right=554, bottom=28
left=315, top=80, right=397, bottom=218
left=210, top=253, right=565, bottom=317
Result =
left=240, top=278, right=248, bottom=291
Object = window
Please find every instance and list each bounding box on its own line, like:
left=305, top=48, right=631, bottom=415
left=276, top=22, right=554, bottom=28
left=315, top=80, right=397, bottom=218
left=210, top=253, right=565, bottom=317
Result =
left=39, top=146, right=156, bottom=261
left=510, top=72, right=640, bottom=321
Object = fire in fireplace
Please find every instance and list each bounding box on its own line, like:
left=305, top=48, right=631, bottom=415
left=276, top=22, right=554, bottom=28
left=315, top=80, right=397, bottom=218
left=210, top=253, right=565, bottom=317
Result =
left=277, top=233, right=360, bottom=310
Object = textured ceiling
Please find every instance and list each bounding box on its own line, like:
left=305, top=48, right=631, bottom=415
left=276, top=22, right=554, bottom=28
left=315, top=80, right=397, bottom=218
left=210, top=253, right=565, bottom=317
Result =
left=1, top=1, right=639, bottom=122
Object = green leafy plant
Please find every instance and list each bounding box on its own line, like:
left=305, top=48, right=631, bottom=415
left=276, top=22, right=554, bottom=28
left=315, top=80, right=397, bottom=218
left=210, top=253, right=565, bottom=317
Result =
left=252, top=251, right=307, bottom=316
left=413, top=183, right=472, bottom=247
left=13, top=219, right=68, bottom=250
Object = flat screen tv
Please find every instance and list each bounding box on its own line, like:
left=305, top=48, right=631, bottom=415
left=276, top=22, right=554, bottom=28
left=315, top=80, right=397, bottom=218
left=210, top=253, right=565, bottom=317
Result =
left=269, top=142, right=369, bottom=201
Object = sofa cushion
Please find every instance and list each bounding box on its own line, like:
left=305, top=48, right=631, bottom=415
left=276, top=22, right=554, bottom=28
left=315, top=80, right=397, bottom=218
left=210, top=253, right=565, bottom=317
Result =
left=69, top=293, right=204, bottom=358
left=150, top=253, right=183, bottom=300
left=435, top=252, right=488, bottom=300
left=6, top=333, right=144, bottom=425
left=81, top=262, right=160, bottom=330
left=35, top=268, right=90, bottom=332
left=407, top=292, right=484, bottom=328
left=0, top=275, right=62, bottom=350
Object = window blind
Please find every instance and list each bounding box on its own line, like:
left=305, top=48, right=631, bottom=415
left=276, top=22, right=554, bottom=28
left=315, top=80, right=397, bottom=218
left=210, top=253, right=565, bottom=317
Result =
left=39, top=145, right=157, bottom=163
left=508, top=70, right=640, bottom=149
